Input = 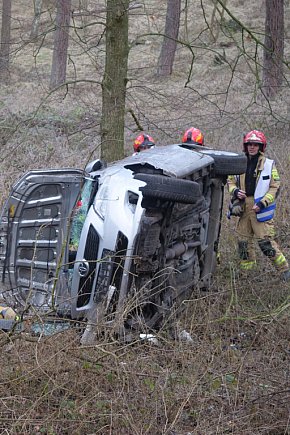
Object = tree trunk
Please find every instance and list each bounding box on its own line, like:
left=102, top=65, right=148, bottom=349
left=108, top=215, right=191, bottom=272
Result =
left=79, top=0, right=89, bottom=39
left=0, top=0, right=12, bottom=78
left=100, top=0, right=129, bottom=162
left=157, top=0, right=181, bottom=77
left=209, top=0, right=227, bottom=43
left=49, top=0, right=71, bottom=90
left=262, top=0, right=284, bottom=98
left=30, top=0, right=43, bottom=40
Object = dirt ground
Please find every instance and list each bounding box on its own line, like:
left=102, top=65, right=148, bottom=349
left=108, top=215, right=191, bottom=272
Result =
left=0, top=1, right=289, bottom=434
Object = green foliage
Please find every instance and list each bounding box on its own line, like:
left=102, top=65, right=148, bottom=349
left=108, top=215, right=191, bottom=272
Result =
left=106, top=371, right=115, bottom=383
left=143, top=377, right=156, bottom=392
left=225, top=373, right=237, bottom=385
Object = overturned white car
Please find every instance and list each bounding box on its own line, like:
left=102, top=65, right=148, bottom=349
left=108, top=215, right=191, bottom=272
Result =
left=0, top=144, right=246, bottom=333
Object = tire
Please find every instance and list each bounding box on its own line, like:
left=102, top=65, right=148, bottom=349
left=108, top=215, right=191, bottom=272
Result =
left=200, top=150, right=246, bottom=176
left=134, top=173, right=201, bottom=204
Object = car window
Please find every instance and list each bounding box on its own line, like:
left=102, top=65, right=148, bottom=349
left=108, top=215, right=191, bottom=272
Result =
left=69, top=178, right=94, bottom=253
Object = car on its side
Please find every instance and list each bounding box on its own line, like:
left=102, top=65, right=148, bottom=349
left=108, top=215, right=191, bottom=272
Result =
left=0, top=143, right=246, bottom=335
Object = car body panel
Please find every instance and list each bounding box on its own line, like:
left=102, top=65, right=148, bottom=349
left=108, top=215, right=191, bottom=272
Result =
left=122, top=144, right=214, bottom=177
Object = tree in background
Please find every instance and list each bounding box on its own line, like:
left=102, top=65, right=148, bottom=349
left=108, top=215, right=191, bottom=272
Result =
left=157, top=0, right=181, bottom=76
left=209, top=0, right=227, bottom=43
left=262, top=0, right=284, bottom=98
left=100, top=0, right=129, bottom=162
left=0, top=0, right=12, bottom=78
left=30, top=0, right=43, bottom=40
left=49, top=0, right=71, bottom=89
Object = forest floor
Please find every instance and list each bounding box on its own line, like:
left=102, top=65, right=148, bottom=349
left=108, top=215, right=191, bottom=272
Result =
left=0, top=0, right=289, bottom=434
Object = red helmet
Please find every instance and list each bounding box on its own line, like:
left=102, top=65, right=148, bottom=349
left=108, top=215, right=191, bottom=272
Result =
left=133, top=133, right=155, bottom=152
left=182, top=127, right=204, bottom=145
left=243, top=130, right=267, bottom=152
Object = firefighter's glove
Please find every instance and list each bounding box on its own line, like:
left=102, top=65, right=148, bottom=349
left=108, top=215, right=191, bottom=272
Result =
left=229, top=199, right=244, bottom=217
left=233, top=189, right=247, bottom=200
left=232, top=188, right=239, bottom=199
left=255, top=201, right=265, bottom=210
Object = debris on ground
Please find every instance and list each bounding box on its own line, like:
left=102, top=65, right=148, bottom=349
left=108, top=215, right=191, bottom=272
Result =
left=139, top=333, right=159, bottom=345
left=0, top=305, right=21, bottom=331
left=178, top=329, right=194, bottom=343
left=0, top=305, right=18, bottom=320
left=30, top=320, right=73, bottom=336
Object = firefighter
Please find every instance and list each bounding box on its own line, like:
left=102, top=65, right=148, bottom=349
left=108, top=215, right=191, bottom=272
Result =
left=133, top=133, right=155, bottom=155
left=227, top=130, right=290, bottom=281
left=182, top=127, right=205, bottom=145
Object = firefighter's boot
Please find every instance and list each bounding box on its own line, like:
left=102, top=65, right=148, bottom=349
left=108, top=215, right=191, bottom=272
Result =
left=238, top=240, right=256, bottom=271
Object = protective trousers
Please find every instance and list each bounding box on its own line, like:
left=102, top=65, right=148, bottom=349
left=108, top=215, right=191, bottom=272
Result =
left=236, top=197, right=289, bottom=271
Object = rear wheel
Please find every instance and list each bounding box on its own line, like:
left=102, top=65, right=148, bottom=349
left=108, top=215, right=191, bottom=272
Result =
left=134, top=173, right=201, bottom=204
left=199, top=150, right=246, bottom=176
left=179, top=144, right=246, bottom=176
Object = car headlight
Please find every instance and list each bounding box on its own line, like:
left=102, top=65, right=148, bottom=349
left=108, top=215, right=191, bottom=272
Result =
left=94, top=182, right=110, bottom=220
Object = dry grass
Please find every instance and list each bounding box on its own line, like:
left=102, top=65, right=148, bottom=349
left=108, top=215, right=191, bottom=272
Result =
left=0, top=0, right=290, bottom=433
left=1, top=269, right=289, bottom=434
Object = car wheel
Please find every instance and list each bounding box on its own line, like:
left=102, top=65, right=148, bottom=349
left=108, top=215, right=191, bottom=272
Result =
left=200, top=150, right=246, bottom=176
left=134, top=173, right=201, bottom=204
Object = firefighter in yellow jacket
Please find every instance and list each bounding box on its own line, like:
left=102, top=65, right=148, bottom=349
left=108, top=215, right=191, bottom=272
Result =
left=227, top=130, right=290, bottom=281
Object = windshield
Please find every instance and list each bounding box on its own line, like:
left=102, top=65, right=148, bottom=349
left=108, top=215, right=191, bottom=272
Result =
left=69, top=178, right=94, bottom=255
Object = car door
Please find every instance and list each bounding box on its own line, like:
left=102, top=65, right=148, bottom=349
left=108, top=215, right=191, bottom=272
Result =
left=0, top=169, right=87, bottom=315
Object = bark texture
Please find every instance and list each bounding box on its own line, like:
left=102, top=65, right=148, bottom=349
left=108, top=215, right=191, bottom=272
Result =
left=100, top=0, right=129, bottom=162
left=30, top=0, right=43, bottom=40
left=0, top=0, right=12, bottom=77
left=157, top=0, right=181, bottom=76
left=262, top=0, right=284, bottom=98
left=49, top=0, right=71, bottom=89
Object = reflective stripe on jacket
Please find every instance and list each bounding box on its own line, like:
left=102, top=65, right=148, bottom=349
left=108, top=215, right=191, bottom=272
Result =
left=254, top=158, right=276, bottom=222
